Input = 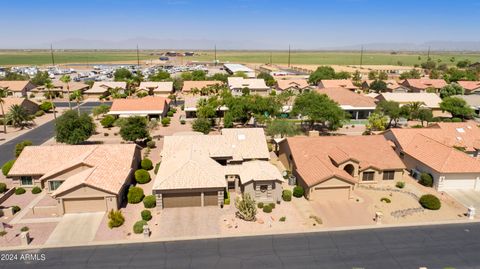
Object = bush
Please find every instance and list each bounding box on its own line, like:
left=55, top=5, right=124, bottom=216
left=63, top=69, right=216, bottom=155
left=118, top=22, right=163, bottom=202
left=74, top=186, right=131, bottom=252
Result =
left=452, top=117, right=462, bottom=122
left=192, top=118, right=212, bottom=134
left=108, top=209, right=125, bottom=228
left=257, top=202, right=264, bottom=209
left=31, top=186, right=42, bottom=194
left=279, top=216, right=286, bottom=222
left=167, top=111, right=174, bottom=117
left=154, top=162, right=160, bottom=174
left=127, top=187, right=144, bottom=204
left=35, top=110, right=45, bottom=117
left=395, top=181, right=405, bottom=189
left=419, top=194, right=441, bottom=210
left=135, top=169, right=151, bottom=184
left=380, top=197, right=391, bottom=203
left=15, top=140, right=33, bottom=157
left=141, top=158, right=153, bottom=170
left=15, top=187, right=26, bottom=195
left=39, top=101, right=53, bottom=112
left=100, top=115, right=116, bottom=128
left=12, top=205, right=21, bottom=214
left=263, top=204, right=272, bottom=213
left=180, top=119, right=186, bottom=125
left=419, top=173, right=433, bottom=187
left=170, top=108, right=177, bottom=113
left=2, top=159, right=15, bottom=176
left=133, top=220, right=148, bottom=234
left=161, top=117, right=171, bottom=126
left=20, top=226, right=29, bottom=232
left=143, top=195, right=156, bottom=208
left=0, top=183, right=6, bottom=193
left=0, top=231, right=6, bottom=236
left=269, top=203, right=276, bottom=209
left=282, top=190, right=292, bottom=202
left=146, top=140, right=156, bottom=149
left=224, top=191, right=230, bottom=205
left=141, top=210, right=152, bottom=221
left=104, top=133, right=109, bottom=136
left=293, top=186, right=304, bottom=198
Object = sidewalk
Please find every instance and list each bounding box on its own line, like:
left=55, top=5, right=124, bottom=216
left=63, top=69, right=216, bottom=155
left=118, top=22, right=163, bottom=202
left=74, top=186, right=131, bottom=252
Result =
left=9, top=192, right=46, bottom=225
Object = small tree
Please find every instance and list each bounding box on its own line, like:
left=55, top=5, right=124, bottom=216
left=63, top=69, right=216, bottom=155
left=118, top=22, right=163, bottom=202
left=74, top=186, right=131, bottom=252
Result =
left=119, top=116, right=149, bottom=142
left=192, top=118, right=212, bottom=134
left=55, top=110, right=96, bottom=144
left=92, top=104, right=110, bottom=119
left=417, top=108, right=433, bottom=127
left=366, top=112, right=388, bottom=131
left=369, top=80, right=388, bottom=93
left=100, top=115, right=116, bottom=128
left=127, top=186, right=144, bottom=204
left=440, top=97, right=474, bottom=119
left=108, top=210, right=125, bottom=228
left=235, top=193, right=257, bottom=221
left=439, top=83, right=464, bottom=99
left=266, top=119, right=299, bottom=138
left=15, top=140, right=32, bottom=157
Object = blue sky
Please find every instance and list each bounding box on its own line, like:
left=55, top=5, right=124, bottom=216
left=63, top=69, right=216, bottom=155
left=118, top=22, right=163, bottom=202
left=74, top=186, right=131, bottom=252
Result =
left=1, top=0, right=480, bottom=49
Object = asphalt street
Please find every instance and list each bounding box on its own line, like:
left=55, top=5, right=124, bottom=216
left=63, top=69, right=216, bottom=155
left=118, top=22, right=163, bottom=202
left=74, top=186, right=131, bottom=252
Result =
left=1, top=222, right=480, bottom=269
left=0, top=102, right=106, bottom=166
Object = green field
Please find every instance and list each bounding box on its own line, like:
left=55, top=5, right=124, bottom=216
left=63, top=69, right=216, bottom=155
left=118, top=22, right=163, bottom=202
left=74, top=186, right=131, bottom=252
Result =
left=0, top=50, right=479, bottom=67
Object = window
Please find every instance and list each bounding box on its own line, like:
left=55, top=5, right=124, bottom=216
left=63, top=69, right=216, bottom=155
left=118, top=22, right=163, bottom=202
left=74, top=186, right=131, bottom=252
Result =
left=383, top=171, right=395, bottom=180
left=49, top=181, right=63, bottom=191
left=20, top=176, right=33, bottom=186
left=362, top=172, right=375, bottom=181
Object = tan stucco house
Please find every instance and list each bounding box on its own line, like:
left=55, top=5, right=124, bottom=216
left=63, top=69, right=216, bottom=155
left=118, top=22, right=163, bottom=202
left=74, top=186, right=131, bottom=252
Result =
left=152, top=128, right=284, bottom=209
left=1, top=97, right=38, bottom=116
left=7, top=144, right=141, bottom=214
left=276, top=79, right=311, bottom=94
left=0, top=81, right=36, bottom=97
left=31, top=81, right=89, bottom=98
left=108, top=96, right=170, bottom=119
left=84, top=81, right=127, bottom=98
left=138, top=82, right=173, bottom=97
left=228, top=77, right=270, bottom=96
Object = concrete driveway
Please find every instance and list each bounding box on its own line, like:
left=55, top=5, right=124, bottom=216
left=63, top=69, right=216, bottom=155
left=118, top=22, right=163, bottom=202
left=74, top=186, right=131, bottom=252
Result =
left=446, top=190, right=480, bottom=209
left=45, top=212, right=105, bottom=245
left=156, top=207, right=222, bottom=238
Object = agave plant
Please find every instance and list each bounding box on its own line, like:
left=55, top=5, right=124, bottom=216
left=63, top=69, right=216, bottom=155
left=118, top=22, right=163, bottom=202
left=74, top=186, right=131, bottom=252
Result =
left=235, top=193, right=257, bottom=221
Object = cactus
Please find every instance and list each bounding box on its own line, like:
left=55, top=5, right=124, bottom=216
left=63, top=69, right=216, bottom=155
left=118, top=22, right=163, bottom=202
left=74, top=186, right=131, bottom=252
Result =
left=235, top=193, right=257, bottom=221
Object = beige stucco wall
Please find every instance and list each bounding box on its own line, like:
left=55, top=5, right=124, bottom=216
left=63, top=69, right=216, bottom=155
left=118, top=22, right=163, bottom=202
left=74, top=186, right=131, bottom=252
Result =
left=242, top=180, right=282, bottom=203
left=11, top=175, right=42, bottom=189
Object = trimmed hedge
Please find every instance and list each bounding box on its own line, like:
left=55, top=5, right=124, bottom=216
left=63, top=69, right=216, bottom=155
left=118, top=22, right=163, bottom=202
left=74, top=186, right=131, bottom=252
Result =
left=293, top=186, right=304, bottom=198
left=12, top=205, right=21, bottom=214
left=419, top=194, right=441, bottom=210
left=167, top=111, right=174, bottom=117
left=143, top=195, right=156, bottom=208
left=141, top=210, right=152, bottom=221
left=282, top=190, right=292, bottom=201
left=15, top=188, right=26, bottom=195
left=127, top=187, right=144, bottom=204
left=0, top=183, right=6, bottom=193
left=263, top=205, right=272, bottom=213
left=2, top=159, right=15, bottom=176
left=161, top=117, right=171, bottom=126
left=133, top=220, right=148, bottom=234
left=419, top=173, right=433, bottom=187
left=141, top=158, right=153, bottom=170
left=257, top=202, right=264, bottom=209
left=135, top=169, right=151, bottom=184
left=31, top=186, right=42, bottom=194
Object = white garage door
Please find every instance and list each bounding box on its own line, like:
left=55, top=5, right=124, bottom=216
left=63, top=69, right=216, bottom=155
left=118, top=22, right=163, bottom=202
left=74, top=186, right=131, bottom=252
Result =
left=441, top=179, right=476, bottom=190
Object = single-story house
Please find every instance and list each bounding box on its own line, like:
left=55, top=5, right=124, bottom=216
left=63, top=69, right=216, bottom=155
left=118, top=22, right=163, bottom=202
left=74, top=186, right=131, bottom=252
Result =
left=108, top=96, right=170, bottom=119
left=138, top=82, right=173, bottom=97
left=181, top=80, right=224, bottom=95
left=7, top=144, right=141, bottom=214
left=227, top=77, right=270, bottom=96
left=362, top=80, right=410, bottom=92
left=383, top=129, right=480, bottom=191
left=401, top=79, right=447, bottom=93
left=318, top=79, right=358, bottom=91
left=1, top=97, right=38, bottom=116
left=456, top=81, right=480, bottom=94
left=375, top=92, right=451, bottom=118
left=152, top=128, right=284, bottom=209
left=31, top=81, right=89, bottom=98
left=317, top=87, right=376, bottom=120
left=183, top=96, right=227, bottom=118
left=276, top=79, right=311, bottom=94
left=278, top=135, right=405, bottom=201
left=0, top=81, right=36, bottom=97
left=453, top=94, right=480, bottom=116
left=223, top=63, right=255, bottom=78
left=84, top=81, right=127, bottom=98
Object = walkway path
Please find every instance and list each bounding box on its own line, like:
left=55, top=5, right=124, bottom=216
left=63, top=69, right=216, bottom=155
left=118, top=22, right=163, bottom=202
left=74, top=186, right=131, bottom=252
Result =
left=9, top=192, right=46, bottom=225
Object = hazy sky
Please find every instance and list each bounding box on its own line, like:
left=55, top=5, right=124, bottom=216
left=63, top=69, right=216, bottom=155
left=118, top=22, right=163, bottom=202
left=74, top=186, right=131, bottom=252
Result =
left=1, top=0, right=480, bottom=49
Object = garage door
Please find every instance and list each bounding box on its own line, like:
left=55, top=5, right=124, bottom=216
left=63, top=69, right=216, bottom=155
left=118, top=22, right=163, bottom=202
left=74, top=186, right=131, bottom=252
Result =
left=163, top=193, right=201, bottom=208
left=311, top=187, right=350, bottom=201
left=441, top=179, right=475, bottom=190
left=204, top=191, right=219, bottom=206
left=63, top=197, right=106, bottom=213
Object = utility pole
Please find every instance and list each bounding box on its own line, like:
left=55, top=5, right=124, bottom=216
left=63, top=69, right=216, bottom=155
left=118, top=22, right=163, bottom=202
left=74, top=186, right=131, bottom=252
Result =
left=214, top=44, right=217, bottom=66
left=270, top=52, right=272, bottom=65
left=136, top=44, right=140, bottom=67
left=50, top=44, right=55, bottom=67
left=360, top=45, right=364, bottom=66
left=427, top=46, right=431, bottom=60
left=288, top=45, right=291, bottom=67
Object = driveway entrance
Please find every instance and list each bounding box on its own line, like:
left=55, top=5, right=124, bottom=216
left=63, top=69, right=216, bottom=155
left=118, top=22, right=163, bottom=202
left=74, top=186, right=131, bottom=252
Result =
left=45, top=212, right=105, bottom=245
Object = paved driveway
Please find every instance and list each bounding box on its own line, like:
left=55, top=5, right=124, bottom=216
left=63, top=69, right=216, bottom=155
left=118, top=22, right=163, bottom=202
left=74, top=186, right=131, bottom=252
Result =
left=45, top=212, right=105, bottom=245
left=446, top=189, right=480, bottom=209
left=156, top=207, right=222, bottom=238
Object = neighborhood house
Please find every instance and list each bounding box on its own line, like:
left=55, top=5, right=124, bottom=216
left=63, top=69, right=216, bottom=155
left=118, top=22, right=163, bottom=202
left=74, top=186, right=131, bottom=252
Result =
left=84, top=81, right=127, bottom=98
left=317, top=87, right=376, bottom=120
left=276, top=79, right=311, bottom=94
left=401, top=79, right=447, bottom=93
left=108, top=96, right=171, bottom=119
left=137, top=82, right=173, bottom=97
left=318, top=79, right=358, bottom=91
left=0, top=81, right=36, bottom=97
left=227, top=77, right=270, bottom=96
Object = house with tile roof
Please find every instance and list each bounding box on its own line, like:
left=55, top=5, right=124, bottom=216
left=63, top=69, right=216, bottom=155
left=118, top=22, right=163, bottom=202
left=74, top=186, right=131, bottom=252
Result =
left=31, top=81, right=89, bottom=98
left=138, top=82, right=173, bottom=97
left=181, top=80, right=224, bottom=95
left=316, top=87, right=376, bottom=119
left=152, top=128, right=284, bottom=209
left=228, top=77, right=270, bottom=96
left=0, top=97, right=38, bottom=117
left=108, top=96, right=170, bottom=119
left=278, top=135, right=405, bottom=201
left=456, top=81, right=480, bottom=94
left=318, top=79, right=358, bottom=91
left=362, top=80, right=410, bottom=93
left=276, top=79, right=311, bottom=94
left=401, top=79, right=447, bottom=93
left=7, top=144, right=141, bottom=214
left=84, top=81, right=127, bottom=98
left=375, top=92, right=451, bottom=118
left=0, top=81, right=36, bottom=97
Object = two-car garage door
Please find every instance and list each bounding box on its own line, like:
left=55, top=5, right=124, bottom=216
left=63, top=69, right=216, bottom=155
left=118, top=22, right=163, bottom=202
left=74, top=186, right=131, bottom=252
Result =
left=63, top=197, right=106, bottom=213
left=311, top=187, right=350, bottom=201
left=440, top=179, right=476, bottom=191
left=162, top=191, right=219, bottom=208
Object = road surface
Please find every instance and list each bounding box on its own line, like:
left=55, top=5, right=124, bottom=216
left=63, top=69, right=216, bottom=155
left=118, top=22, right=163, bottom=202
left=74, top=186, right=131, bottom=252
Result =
left=1, top=222, right=479, bottom=269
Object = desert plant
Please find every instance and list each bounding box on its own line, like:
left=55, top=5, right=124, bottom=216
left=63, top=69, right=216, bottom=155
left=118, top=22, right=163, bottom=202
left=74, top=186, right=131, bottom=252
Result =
left=0, top=231, right=7, bottom=236
left=161, top=117, right=171, bottom=126
left=143, top=195, right=156, bottom=208
left=133, top=220, right=148, bottom=234
left=141, top=210, right=152, bottom=221
left=167, top=111, right=174, bottom=117
left=395, top=181, right=405, bottom=189
left=135, top=169, right=151, bottom=184
left=293, top=186, right=304, bottom=198
left=20, top=226, right=29, bottom=232
left=108, top=209, right=125, bottom=228
left=279, top=216, right=286, bottom=222
left=235, top=193, right=257, bottom=221
left=180, top=119, right=186, bottom=125
left=154, top=162, right=161, bottom=174
left=141, top=158, right=153, bottom=170
left=380, top=197, right=391, bottom=203
left=309, top=215, right=323, bottom=225
left=0, top=183, right=6, bottom=193
left=31, top=186, right=42, bottom=194
left=146, top=140, right=156, bottom=149
left=269, top=203, right=276, bottom=209
left=282, top=189, right=292, bottom=201
left=257, top=202, right=264, bottom=209
left=100, top=115, right=116, bottom=128
left=127, top=186, right=144, bottom=204
left=35, top=110, right=45, bottom=117
left=419, top=194, right=441, bottom=210
left=12, top=205, right=21, bottom=214
left=15, top=187, right=26, bottom=195
left=2, top=159, right=15, bottom=176
left=419, top=173, right=434, bottom=187
left=263, top=204, right=272, bottom=213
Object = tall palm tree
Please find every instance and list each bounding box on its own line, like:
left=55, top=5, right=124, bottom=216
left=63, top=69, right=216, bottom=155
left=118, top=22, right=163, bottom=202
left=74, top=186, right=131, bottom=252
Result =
left=71, top=90, right=84, bottom=115
left=6, top=105, right=31, bottom=129
left=60, top=75, right=72, bottom=110
left=0, top=87, right=7, bottom=134
left=44, top=80, right=57, bottom=120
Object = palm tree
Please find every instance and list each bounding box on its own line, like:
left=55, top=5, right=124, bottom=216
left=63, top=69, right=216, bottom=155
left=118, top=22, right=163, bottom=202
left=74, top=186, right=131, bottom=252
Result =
left=6, top=105, right=32, bottom=129
left=0, top=87, right=7, bottom=134
left=44, top=80, right=57, bottom=120
left=60, top=75, right=72, bottom=110
left=70, top=90, right=84, bottom=115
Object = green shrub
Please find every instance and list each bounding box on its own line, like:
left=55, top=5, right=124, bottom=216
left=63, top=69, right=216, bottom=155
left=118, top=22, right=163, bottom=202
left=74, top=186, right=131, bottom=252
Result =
left=12, top=205, right=21, bottom=214
left=192, top=118, right=211, bottom=134
left=31, top=186, right=42, bottom=194
left=257, top=202, right=264, bottom=209
left=100, top=115, right=116, bottom=128
left=419, top=194, right=441, bottom=210
left=279, top=216, right=286, bottom=222
left=135, top=169, right=151, bottom=184
left=224, top=191, right=230, bottom=205
left=419, top=173, right=433, bottom=187
left=133, top=220, right=148, bottom=234
left=20, top=226, right=29, bottom=232
left=141, top=158, right=153, bottom=170
left=127, top=187, right=144, bottom=204
left=395, top=181, right=405, bottom=189
left=39, top=101, right=53, bottom=112
left=170, top=108, right=177, bottom=113
left=0, top=231, right=7, bottom=237
left=451, top=117, right=462, bottom=122
left=161, top=117, right=171, bottom=126
left=167, top=111, right=174, bottom=117
left=108, top=209, right=125, bottom=228
left=143, top=195, right=156, bottom=208
left=146, top=140, right=156, bottom=149
left=262, top=205, right=272, bottom=213
left=141, top=210, right=152, bottom=221
left=293, top=186, right=304, bottom=198
left=15, top=188, right=26, bottom=195
left=2, top=159, right=15, bottom=176
left=269, top=203, right=276, bottom=209
left=282, top=190, right=292, bottom=202
left=180, top=119, right=186, bottom=125
left=15, top=140, right=33, bottom=158
left=154, top=162, right=160, bottom=174
left=442, top=118, right=452, bottom=122
left=35, top=110, right=45, bottom=117
left=380, top=197, right=391, bottom=203
left=0, top=183, right=6, bottom=193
